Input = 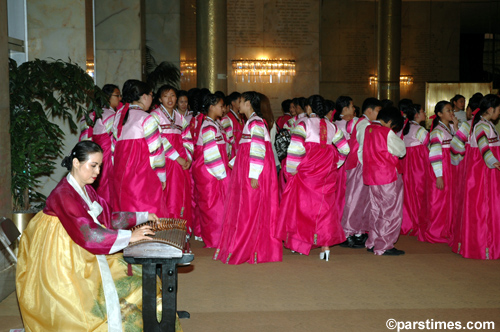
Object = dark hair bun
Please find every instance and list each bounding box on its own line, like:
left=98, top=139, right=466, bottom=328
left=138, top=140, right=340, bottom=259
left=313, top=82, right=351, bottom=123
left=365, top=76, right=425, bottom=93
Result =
left=61, top=156, right=73, bottom=171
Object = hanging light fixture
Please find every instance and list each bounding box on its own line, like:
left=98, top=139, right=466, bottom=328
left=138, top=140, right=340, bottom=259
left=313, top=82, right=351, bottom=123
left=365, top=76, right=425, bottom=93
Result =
left=369, top=75, right=413, bottom=85
left=232, top=59, right=296, bottom=84
left=180, top=60, right=197, bottom=83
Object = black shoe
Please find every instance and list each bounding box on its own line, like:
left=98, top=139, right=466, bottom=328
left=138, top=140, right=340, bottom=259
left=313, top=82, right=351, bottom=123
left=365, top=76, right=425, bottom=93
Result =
left=339, top=236, right=365, bottom=249
left=367, top=247, right=374, bottom=253
left=354, top=233, right=368, bottom=246
left=382, top=248, right=405, bottom=256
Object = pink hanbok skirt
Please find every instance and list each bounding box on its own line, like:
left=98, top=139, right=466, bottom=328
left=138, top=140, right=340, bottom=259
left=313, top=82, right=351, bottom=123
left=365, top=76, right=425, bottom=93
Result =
left=163, top=133, right=193, bottom=233
left=421, top=148, right=455, bottom=243
left=214, top=142, right=282, bottom=264
left=400, top=145, right=429, bottom=237
left=449, top=145, right=470, bottom=252
left=113, top=139, right=166, bottom=217
left=333, top=165, right=347, bottom=225
left=276, top=143, right=345, bottom=255
left=93, top=133, right=114, bottom=207
left=459, top=146, right=500, bottom=259
left=192, top=145, right=230, bottom=248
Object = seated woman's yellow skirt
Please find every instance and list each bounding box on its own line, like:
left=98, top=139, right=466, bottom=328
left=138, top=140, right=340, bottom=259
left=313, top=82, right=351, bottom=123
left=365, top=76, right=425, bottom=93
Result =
left=16, top=212, right=183, bottom=332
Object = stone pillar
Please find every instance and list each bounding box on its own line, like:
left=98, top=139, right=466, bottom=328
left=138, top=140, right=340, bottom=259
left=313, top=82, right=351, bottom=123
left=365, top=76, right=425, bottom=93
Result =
left=196, top=0, right=227, bottom=92
left=27, top=0, right=87, bottom=198
left=377, top=0, right=401, bottom=102
left=95, top=0, right=143, bottom=88
left=145, top=0, right=181, bottom=74
left=0, top=0, right=12, bottom=219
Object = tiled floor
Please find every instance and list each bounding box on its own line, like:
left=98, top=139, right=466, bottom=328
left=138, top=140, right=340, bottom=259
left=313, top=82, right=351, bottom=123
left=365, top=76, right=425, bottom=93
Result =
left=2, top=236, right=500, bottom=332
left=0, top=291, right=23, bottom=332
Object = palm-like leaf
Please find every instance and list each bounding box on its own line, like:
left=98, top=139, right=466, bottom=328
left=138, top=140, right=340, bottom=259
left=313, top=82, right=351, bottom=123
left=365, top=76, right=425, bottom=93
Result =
left=146, top=61, right=181, bottom=91
left=9, top=58, right=107, bottom=210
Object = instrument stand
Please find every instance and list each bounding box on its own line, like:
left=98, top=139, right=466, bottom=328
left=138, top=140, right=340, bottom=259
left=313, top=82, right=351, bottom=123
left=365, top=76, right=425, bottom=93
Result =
left=124, top=254, right=194, bottom=332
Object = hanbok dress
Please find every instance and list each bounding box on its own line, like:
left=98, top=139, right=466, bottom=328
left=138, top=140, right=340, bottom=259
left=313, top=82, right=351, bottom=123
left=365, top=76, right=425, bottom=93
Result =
left=226, top=109, right=245, bottom=158
left=220, top=114, right=235, bottom=159
left=341, top=115, right=372, bottom=236
left=459, top=118, right=500, bottom=259
left=278, top=113, right=307, bottom=200
left=111, top=105, right=167, bottom=217
left=189, top=113, right=206, bottom=239
left=192, top=117, right=231, bottom=248
left=214, top=113, right=282, bottom=264
left=334, top=117, right=357, bottom=222
left=449, top=120, right=473, bottom=252
left=276, top=117, right=350, bottom=255
left=400, top=121, right=430, bottom=237
left=422, top=122, right=456, bottom=243
left=16, top=174, right=183, bottom=332
left=150, top=106, right=194, bottom=232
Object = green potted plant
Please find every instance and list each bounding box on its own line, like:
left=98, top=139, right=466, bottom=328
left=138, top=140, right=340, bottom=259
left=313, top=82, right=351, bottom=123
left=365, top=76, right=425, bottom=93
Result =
left=9, top=58, right=106, bottom=229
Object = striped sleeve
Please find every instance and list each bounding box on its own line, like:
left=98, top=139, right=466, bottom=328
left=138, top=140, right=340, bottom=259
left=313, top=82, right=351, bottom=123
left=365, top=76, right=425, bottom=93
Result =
left=429, top=129, right=444, bottom=178
left=142, top=115, right=166, bottom=182
left=450, top=121, right=470, bottom=166
left=221, top=116, right=234, bottom=144
left=416, top=126, right=430, bottom=146
left=345, top=117, right=358, bottom=135
left=150, top=111, right=179, bottom=161
left=79, top=113, right=94, bottom=141
left=104, top=113, right=115, bottom=135
left=332, top=125, right=350, bottom=168
left=249, top=119, right=267, bottom=179
left=475, top=123, right=499, bottom=168
left=202, top=124, right=227, bottom=180
left=181, top=116, right=194, bottom=161
left=286, top=121, right=307, bottom=173
left=284, top=117, right=294, bottom=131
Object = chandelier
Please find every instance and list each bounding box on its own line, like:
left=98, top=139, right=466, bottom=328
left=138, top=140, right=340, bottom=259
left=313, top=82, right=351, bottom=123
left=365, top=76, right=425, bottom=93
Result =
left=232, top=59, right=296, bottom=84
left=180, top=60, right=197, bottom=83
left=369, top=75, right=413, bottom=85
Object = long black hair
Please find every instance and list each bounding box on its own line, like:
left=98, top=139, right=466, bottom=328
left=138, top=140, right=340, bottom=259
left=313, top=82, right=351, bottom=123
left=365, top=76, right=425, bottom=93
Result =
left=431, top=101, right=452, bottom=130
left=308, top=95, right=329, bottom=118
left=121, top=80, right=152, bottom=126
left=334, top=96, right=352, bottom=121
left=241, top=91, right=262, bottom=117
left=472, top=94, right=500, bottom=130
left=402, top=104, right=419, bottom=136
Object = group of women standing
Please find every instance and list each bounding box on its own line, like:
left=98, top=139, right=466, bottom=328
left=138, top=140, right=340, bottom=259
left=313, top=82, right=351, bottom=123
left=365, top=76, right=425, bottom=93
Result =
left=397, top=94, right=500, bottom=260
left=14, top=77, right=500, bottom=331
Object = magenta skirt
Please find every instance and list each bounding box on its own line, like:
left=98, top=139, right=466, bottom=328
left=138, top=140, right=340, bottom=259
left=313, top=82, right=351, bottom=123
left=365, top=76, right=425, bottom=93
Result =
left=400, top=145, right=429, bottom=237
left=421, top=148, right=456, bottom=243
left=214, top=142, right=282, bottom=264
left=459, top=146, right=500, bottom=259
left=192, top=144, right=230, bottom=248
left=93, top=133, right=114, bottom=207
left=163, top=133, right=193, bottom=233
left=276, top=143, right=345, bottom=255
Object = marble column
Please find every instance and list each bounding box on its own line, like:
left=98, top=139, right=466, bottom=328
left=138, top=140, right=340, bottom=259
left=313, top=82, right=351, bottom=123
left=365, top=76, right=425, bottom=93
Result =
left=196, top=0, right=227, bottom=92
left=95, top=0, right=143, bottom=88
left=377, top=0, right=401, bottom=102
left=27, top=0, right=87, bottom=198
left=0, top=0, right=12, bottom=219
left=145, top=0, right=181, bottom=73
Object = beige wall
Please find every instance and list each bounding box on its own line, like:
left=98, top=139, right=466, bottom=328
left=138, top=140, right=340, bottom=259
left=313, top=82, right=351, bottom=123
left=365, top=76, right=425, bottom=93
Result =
left=227, top=0, right=320, bottom=116
left=27, top=0, right=87, bottom=198
left=145, top=0, right=181, bottom=74
left=95, top=0, right=143, bottom=89
left=320, top=1, right=460, bottom=107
